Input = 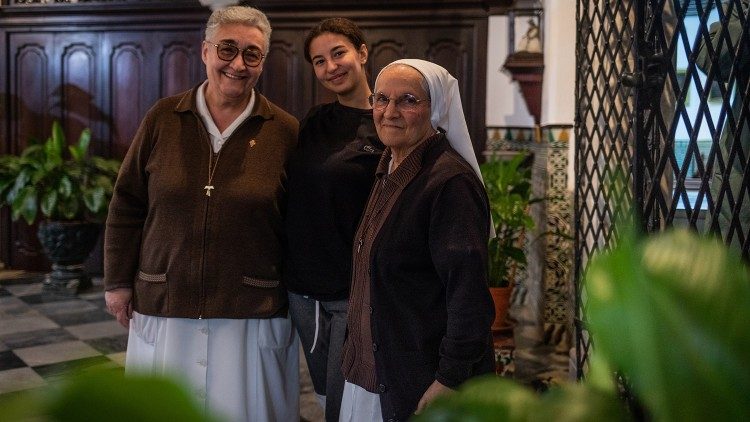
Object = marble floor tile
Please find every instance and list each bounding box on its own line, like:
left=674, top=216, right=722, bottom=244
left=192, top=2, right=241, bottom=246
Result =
left=32, top=299, right=98, bottom=316
left=32, top=355, right=119, bottom=381
left=0, top=328, right=76, bottom=349
left=64, top=320, right=127, bottom=341
left=13, top=340, right=101, bottom=367
left=4, top=283, right=43, bottom=297
left=17, top=292, right=75, bottom=305
left=85, top=335, right=129, bottom=355
left=46, top=309, right=113, bottom=327
left=107, top=351, right=126, bottom=366
left=0, top=315, right=58, bottom=336
left=0, top=367, right=46, bottom=394
left=0, top=351, right=26, bottom=371
left=0, top=296, right=42, bottom=318
left=77, top=289, right=106, bottom=302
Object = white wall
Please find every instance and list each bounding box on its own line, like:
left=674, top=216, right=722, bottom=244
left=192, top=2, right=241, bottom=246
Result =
left=486, top=3, right=577, bottom=192
left=540, top=0, right=576, bottom=126
left=486, top=15, right=536, bottom=127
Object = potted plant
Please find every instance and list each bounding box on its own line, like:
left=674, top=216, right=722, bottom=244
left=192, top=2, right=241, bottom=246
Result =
left=0, top=120, right=121, bottom=293
left=414, top=224, right=750, bottom=421
left=480, top=151, right=538, bottom=335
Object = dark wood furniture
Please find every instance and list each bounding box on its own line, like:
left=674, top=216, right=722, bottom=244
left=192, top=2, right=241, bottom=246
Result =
left=0, top=0, right=491, bottom=271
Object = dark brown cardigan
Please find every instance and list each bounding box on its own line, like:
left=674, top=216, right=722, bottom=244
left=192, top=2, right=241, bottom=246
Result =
left=344, top=134, right=495, bottom=421
left=104, top=85, right=298, bottom=319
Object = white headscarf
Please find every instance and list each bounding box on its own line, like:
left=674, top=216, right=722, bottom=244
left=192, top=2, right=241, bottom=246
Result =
left=375, top=58, right=483, bottom=184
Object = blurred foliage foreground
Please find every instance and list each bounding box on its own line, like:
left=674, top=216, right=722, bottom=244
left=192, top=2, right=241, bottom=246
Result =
left=0, top=368, right=221, bottom=422
left=0, top=226, right=748, bottom=421
left=416, top=227, right=750, bottom=422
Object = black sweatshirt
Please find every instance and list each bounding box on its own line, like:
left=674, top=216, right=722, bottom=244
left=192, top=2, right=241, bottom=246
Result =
left=283, top=102, right=383, bottom=300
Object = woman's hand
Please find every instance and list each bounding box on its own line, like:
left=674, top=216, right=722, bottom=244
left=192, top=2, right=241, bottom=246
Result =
left=105, top=288, right=133, bottom=329
left=415, top=380, right=453, bottom=414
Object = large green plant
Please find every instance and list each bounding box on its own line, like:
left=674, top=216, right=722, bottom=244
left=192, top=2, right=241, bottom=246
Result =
left=480, top=152, right=539, bottom=287
left=416, top=225, right=750, bottom=421
left=0, top=120, right=121, bottom=224
left=0, top=369, right=220, bottom=422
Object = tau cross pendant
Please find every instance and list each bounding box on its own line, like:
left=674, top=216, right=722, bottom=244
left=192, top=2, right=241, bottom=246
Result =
left=204, top=185, right=214, bottom=196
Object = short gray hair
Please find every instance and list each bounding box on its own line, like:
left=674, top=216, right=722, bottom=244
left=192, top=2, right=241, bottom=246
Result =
left=205, top=6, right=272, bottom=53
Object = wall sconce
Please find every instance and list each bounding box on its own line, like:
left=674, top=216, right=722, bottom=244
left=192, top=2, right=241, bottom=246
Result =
left=503, top=4, right=544, bottom=125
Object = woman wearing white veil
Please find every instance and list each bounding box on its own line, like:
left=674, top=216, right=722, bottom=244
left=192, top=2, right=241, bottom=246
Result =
left=339, top=59, right=495, bottom=421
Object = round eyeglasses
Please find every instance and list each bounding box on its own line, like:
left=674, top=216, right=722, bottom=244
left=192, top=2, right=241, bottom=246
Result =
left=368, top=93, right=430, bottom=112
left=205, top=41, right=265, bottom=68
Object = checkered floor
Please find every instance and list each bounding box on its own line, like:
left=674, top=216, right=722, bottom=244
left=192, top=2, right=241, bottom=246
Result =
left=0, top=273, right=127, bottom=396
left=0, top=271, right=324, bottom=421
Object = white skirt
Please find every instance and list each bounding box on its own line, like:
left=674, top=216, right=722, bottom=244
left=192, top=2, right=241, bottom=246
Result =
left=338, top=381, right=382, bottom=422
left=126, top=311, right=300, bottom=422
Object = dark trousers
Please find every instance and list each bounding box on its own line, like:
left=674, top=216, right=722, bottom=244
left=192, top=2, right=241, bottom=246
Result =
left=288, top=292, right=349, bottom=422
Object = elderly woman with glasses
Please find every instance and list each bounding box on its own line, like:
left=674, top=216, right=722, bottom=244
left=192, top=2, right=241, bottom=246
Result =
left=103, top=6, right=299, bottom=421
left=339, top=59, right=495, bottom=421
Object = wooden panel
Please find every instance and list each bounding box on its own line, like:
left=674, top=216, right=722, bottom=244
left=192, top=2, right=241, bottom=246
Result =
left=160, top=35, right=204, bottom=97
left=0, top=1, right=489, bottom=271
left=257, top=37, right=304, bottom=118
left=368, top=39, right=407, bottom=84
left=12, top=37, right=50, bottom=152
left=8, top=35, right=52, bottom=270
left=109, top=40, right=145, bottom=158
left=61, top=41, right=98, bottom=150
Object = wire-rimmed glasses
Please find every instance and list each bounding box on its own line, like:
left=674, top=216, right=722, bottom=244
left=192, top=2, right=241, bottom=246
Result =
left=368, top=93, right=430, bottom=112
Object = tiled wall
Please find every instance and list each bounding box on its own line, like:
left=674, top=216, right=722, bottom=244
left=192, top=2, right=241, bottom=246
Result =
left=485, top=124, right=574, bottom=386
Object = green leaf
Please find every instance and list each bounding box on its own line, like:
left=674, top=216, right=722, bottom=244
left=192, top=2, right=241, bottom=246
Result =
left=11, top=186, right=38, bottom=224
left=41, top=189, right=58, bottom=217
left=415, top=375, right=630, bottom=422
left=0, top=369, right=219, bottom=422
left=47, top=120, right=65, bottom=165
left=58, top=175, right=72, bottom=197
left=585, top=227, right=750, bottom=421
left=83, top=186, right=105, bottom=214
left=0, top=122, right=121, bottom=222
left=69, top=128, right=91, bottom=162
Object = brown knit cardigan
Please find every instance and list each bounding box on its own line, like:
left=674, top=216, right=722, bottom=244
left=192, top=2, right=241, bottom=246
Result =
left=104, top=85, right=298, bottom=319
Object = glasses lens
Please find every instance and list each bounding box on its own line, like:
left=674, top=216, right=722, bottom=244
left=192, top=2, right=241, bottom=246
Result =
left=370, top=94, right=390, bottom=110
left=216, top=43, right=238, bottom=61
left=242, top=48, right=264, bottom=66
left=397, top=94, right=420, bottom=111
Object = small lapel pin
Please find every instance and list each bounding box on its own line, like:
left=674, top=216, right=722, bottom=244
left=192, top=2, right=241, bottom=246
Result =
left=249, top=139, right=257, bottom=147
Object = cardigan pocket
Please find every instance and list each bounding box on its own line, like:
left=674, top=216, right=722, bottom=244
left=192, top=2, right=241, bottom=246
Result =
left=134, top=271, right=168, bottom=315
left=241, top=276, right=280, bottom=288
left=239, top=276, right=284, bottom=318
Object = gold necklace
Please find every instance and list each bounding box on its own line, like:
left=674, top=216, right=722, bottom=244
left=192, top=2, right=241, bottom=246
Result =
left=204, top=149, right=222, bottom=196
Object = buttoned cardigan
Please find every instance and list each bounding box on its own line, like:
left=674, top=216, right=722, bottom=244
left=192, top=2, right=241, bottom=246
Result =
left=104, top=85, right=298, bottom=319
left=345, top=134, right=495, bottom=421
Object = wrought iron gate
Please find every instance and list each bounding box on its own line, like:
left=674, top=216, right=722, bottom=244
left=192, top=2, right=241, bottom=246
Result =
left=575, top=0, right=750, bottom=376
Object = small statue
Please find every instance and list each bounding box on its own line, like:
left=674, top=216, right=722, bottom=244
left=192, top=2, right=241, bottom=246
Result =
left=518, top=18, right=542, bottom=53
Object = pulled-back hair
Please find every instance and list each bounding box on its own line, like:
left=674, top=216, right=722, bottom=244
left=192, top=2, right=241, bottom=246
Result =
left=205, top=6, right=272, bottom=53
left=303, top=17, right=367, bottom=63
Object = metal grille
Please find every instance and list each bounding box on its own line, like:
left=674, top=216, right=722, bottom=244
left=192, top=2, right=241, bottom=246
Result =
left=575, top=0, right=750, bottom=376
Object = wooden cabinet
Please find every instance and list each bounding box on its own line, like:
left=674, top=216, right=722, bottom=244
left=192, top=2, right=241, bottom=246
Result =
left=0, top=0, right=489, bottom=271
